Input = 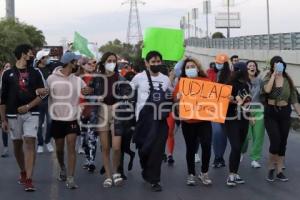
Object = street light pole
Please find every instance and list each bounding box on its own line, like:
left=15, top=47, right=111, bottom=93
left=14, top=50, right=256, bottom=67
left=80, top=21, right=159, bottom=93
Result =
left=206, top=1, right=209, bottom=38
left=227, top=0, right=230, bottom=38
left=266, top=0, right=270, bottom=35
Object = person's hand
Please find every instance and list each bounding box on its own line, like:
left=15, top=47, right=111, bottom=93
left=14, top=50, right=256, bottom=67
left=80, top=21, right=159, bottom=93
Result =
left=176, top=92, right=182, bottom=101
left=81, top=87, right=94, bottom=95
left=17, top=105, right=30, bottom=114
left=36, top=88, right=49, bottom=96
left=271, top=70, right=277, bottom=78
left=229, top=96, right=236, bottom=103
left=169, top=69, right=175, bottom=81
left=249, top=117, right=256, bottom=125
left=235, top=96, right=243, bottom=106
left=1, top=120, right=9, bottom=132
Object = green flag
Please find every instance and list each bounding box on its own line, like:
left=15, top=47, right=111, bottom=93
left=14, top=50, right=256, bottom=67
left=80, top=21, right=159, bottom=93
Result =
left=73, top=32, right=94, bottom=58
left=142, top=27, right=185, bottom=61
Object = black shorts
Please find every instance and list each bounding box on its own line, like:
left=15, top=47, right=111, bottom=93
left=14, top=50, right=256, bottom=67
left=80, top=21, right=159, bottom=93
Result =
left=51, top=120, right=80, bottom=139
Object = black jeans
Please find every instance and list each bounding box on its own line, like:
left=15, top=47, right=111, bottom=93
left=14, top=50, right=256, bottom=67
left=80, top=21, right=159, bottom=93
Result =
left=37, top=100, right=52, bottom=146
left=265, top=105, right=291, bottom=156
left=181, top=121, right=212, bottom=175
left=139, top=120, right=168, bottom=184
left=224, top=119, right=249, bottom=173
left=2, top=130, right=8, bottom=147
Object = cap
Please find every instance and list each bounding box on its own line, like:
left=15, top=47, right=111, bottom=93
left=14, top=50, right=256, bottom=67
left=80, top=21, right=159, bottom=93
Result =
left=215, top=53, right=229, bottom=64
left=36, top=49, right=50, bottom=61
left=60, top=52, right=81, bottom=64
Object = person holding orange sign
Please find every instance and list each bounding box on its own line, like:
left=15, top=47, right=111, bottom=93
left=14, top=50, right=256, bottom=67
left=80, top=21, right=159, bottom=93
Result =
left=174, top=57, right=213, bottom=186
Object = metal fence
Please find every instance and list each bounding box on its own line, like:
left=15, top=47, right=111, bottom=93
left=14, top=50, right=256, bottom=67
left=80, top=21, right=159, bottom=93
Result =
left=186, top=32, right=300, bottom=50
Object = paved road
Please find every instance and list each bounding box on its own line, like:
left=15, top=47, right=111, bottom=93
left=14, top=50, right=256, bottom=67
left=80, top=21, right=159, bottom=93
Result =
left=0, top=129, right=300, bottom=200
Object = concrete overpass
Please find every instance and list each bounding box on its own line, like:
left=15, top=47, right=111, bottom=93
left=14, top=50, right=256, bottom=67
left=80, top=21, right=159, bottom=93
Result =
left=185, top=33, right=300, bottom=87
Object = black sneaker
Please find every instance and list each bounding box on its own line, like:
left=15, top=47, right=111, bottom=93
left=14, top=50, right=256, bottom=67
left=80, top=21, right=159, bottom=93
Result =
left=167, top=155, right=175, bottom=165
left=226, top=175, right=236, bottom=187
left=87, top=164, right=96, bottom=173
left=213, top=158, right=226, bottom=168
left=276, top=172, right=288, bottom=182
left=151, top=183, right=162, bottom=192
left=234, top=174, right=245, bottom=184
left=82, top=163, right=89, bottom=170
left=266, top=169, right=275, bottom=182
left=163, top=154, right=167, bottom=163
left=100, top=166, right=105, bottom=175
left=121, top=173, right=128, bottom=180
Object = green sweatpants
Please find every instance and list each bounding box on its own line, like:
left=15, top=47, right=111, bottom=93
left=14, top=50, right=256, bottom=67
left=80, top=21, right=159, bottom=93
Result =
left=242, top=109, right=265, bottom=161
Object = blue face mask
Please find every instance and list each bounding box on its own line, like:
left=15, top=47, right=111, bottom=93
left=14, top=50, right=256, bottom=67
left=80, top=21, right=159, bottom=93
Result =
left=46, top=58, right=51, bottom=65
left=185, top=68, right=198, bottom=78
left=216, top=63, right=224, bottom=70
left=275, top=62, right=284, bottom=73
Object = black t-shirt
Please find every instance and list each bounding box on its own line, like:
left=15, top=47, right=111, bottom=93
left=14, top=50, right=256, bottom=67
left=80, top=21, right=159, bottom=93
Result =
left=226, top=79, right=250, bottom=118
left=17, top=68, right=36, bottom=107
left=0, top=66, right=45, bottom=115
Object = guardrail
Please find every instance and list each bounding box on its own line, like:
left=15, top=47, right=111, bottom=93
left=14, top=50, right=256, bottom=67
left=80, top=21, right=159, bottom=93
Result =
left=186, top=32, right=300, bottom=50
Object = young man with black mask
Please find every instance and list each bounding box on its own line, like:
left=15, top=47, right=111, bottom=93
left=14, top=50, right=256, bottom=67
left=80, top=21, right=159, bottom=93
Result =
left=47, top=52, right=93, bottom=189
left=131, top=51, right=172, bottom=192
left=0, top=44, right=46, bottom=191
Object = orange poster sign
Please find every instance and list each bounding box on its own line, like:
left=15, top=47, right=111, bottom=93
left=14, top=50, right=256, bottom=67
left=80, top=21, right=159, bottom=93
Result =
left=179, top=78, right=232, bottom=123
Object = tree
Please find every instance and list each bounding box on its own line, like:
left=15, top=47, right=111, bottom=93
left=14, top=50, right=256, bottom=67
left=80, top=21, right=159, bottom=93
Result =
left=99, top=40, right=144, bottom=70
left=212, top=32, right=226, bottom=39
left=0, top=18, right=46, bottom=63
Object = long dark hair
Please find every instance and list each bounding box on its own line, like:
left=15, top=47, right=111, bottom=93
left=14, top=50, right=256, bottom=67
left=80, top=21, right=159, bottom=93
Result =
left=180, top=58, right=207, bottom=78
left=218, top=62, right=231, bottom=84
left=97, top=52, right=118, bottom=74
left=228, top=62, right=250, bottom=85
left=246, top=60, right=260, bottom=77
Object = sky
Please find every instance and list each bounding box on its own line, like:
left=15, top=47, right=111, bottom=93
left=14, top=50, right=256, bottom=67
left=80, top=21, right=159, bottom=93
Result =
left=0, top=0, right=299, bottom=47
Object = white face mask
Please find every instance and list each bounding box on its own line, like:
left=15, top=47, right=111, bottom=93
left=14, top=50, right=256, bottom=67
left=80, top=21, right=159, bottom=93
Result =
left=105, top=63, right=116, bottom=72
left=216, top=63, right=224, bottom=70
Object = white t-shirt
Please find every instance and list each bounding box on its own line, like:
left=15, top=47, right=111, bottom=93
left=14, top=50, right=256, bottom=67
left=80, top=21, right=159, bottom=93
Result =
left=131, top=71, right=171, bottom=120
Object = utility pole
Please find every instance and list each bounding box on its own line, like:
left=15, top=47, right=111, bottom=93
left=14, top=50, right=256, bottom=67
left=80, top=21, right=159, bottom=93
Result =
left=122, top=0, right=145, bottom=45
left=266, top=0, right=270, bottom=35
left=194, top=16, right=197, bottom=37
left=188, top=12, right=191, bottom=39
left=6, top=0, right=15, bottom=19
left=192, top=8, right=198, bottom=38
left=227, top=0, right=230, bottom=38
left=204, top=1, right=210, bottom=38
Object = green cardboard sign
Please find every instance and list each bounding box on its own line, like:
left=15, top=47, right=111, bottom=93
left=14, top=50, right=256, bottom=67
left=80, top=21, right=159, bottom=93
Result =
left=142, top=27, right=185, bottom=61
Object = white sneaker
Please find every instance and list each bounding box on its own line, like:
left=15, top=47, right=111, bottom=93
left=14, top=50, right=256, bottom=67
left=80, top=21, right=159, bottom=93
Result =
left=186, top=174, right=196, bottom=186
left=240, top=154, right=244, bottom=162
left=198, top=172, right=212, bottom=185
left=46, top=143, right=54, bottom=152
left=1, top=147, right=9, bottom=157
left=251, top=160, right=261, bottom=168
left=37, top=146, right=44, bottom=154
left=78, top=146, right=85, bottom=155
left=195, top=154, right=201, bottom=163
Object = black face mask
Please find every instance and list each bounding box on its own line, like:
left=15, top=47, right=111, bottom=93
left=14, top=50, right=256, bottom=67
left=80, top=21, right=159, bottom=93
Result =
left=150, top=65, right=160, bottom=74
left=27, top=56, right=35, bottom=68
left=72, top=64, right=80, bottom=73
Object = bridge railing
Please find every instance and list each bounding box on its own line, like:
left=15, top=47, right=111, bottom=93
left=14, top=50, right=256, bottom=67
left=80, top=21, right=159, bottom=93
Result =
left=186, top=32, right=300, bottom=50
